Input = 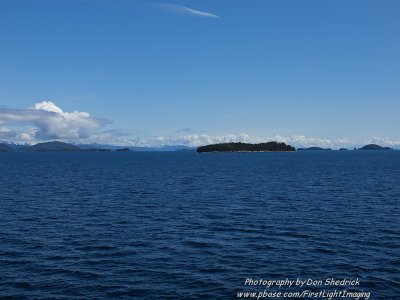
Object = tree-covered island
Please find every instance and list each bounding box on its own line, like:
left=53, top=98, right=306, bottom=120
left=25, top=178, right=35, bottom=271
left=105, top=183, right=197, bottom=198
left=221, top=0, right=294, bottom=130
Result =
left=196, top=142, right=295, bottom=152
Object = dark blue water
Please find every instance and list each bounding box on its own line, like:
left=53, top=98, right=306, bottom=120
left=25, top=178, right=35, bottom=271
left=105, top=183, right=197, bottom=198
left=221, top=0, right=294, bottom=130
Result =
left=0, top=151, right=399, bottom=299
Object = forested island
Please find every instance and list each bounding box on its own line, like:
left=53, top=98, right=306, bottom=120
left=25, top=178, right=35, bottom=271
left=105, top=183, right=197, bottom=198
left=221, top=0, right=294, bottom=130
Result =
left=196, top=142, right=295, bottom=152
left=357, top=144, right=393, bottom=150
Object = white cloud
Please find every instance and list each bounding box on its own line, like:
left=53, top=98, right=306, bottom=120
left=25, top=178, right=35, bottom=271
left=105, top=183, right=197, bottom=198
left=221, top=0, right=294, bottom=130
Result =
left=0, top=101, right=110, bottom=142
left=159, top=4, right=220, bottom=19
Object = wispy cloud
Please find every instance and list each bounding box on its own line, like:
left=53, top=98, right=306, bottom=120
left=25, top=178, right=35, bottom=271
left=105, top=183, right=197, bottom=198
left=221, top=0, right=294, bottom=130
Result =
left=158, top=3, right=220, bottom=19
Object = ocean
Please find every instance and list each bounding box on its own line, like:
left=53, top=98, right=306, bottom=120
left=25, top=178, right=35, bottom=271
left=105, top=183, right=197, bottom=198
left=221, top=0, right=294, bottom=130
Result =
left=0, top=151, right=399, bottom=299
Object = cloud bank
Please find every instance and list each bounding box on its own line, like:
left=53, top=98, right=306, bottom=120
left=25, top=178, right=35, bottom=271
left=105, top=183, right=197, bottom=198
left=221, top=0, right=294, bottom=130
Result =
left=1, top=102, right=399, bottom=148
left=155, top=133, right=400, bottom=149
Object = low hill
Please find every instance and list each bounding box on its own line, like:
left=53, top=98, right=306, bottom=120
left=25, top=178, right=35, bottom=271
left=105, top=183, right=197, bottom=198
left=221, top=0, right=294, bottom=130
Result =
left=0, top=141, right=131, bottom=152
left=359, top=144, right=393, bottom=150
left=29, top=141, right=82, bottom=152
left=197, top=142, right=295, bottom=152
left=0, top=143, right=14, bottom=152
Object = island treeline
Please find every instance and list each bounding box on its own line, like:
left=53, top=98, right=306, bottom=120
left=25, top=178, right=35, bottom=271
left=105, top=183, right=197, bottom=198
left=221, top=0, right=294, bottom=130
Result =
left=196, top=142, right=295, bottom=152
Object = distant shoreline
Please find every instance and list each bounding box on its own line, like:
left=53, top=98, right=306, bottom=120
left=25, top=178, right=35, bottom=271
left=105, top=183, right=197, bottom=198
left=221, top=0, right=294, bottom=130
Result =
left=0, top=141, right=397, bottom=153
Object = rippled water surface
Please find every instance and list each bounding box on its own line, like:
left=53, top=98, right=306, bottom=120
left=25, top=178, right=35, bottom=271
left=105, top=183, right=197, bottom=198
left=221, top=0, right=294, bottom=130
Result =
left=0, top=151, right=399, bottom=299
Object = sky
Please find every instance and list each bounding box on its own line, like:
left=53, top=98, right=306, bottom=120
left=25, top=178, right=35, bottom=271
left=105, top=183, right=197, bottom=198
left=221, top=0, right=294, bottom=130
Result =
left=0, top=0, right=399, bottom=148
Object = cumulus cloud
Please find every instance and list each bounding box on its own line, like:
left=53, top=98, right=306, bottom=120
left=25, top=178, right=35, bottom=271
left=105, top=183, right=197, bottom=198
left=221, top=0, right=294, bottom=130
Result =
left=158, top=4, right=220, bottom=19
left=0, top=101, right=110, bottom=142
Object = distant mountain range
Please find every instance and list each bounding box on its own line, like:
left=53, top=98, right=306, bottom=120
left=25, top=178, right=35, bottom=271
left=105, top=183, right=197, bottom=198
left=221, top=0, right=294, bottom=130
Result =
left=78, top=143, right=196, bottom=152
left=0, top=141, right=397, bottom=152
left=0, top=141, right=120, bottom=152
left=0, top=141, right=196, bottom=152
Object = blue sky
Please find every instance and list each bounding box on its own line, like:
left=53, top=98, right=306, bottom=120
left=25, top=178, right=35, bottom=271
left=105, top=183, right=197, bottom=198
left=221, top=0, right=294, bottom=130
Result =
left=1, top=0, right=399, bottom=148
